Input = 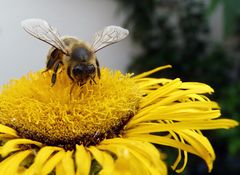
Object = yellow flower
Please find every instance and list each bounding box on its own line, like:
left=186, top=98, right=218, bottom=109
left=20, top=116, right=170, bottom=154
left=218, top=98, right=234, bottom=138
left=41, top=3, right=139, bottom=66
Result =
left=0, top=65, right=238, bottom=175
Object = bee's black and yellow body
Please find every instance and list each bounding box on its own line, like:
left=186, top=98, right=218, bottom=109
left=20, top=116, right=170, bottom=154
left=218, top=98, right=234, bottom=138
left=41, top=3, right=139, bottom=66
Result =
left=46, top=37, right=100, bottom=86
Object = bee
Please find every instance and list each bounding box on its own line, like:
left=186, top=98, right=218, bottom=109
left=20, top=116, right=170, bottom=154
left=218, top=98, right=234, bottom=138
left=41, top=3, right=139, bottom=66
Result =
left=21, top=18, right=129, bottom=87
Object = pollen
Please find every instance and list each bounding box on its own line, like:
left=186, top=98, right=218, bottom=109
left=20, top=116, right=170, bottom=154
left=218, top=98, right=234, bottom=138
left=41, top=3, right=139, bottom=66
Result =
left=0, top=68, right=141, bottom=149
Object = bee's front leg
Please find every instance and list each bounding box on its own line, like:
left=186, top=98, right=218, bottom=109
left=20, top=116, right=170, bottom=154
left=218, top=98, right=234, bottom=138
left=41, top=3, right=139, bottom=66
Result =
left=96, top=59, right=101, bottom=79
left=51, top=61, right=62, bottom=86
left=90, top=76, right=97, bottom=84
left=70, top=82, right=76, bottom=97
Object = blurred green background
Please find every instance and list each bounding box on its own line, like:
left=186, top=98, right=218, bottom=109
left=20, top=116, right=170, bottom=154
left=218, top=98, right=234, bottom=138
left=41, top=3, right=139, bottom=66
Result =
left=113, top=0, right=240, bottom=174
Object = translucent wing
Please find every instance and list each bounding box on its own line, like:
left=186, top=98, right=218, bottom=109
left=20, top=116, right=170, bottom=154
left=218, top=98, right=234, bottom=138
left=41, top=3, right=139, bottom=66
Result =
left=21, top=18, right=68, bottom=54
left=92, top=25, right=129, bottom=52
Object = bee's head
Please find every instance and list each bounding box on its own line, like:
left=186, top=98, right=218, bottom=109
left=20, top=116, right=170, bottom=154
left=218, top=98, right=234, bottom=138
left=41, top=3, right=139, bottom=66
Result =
left=72, top=64, right=96, bottom=83
left=71, top=47, right=90, bottom=62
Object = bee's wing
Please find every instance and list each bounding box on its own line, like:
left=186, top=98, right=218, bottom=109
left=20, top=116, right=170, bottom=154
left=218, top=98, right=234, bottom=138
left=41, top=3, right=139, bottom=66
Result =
left=21, top=18, right=68, bottom=54
left=91, top=25, right=129, bottom=52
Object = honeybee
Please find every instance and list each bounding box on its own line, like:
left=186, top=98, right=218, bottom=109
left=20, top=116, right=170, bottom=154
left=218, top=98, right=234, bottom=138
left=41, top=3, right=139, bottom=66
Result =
left=21, top=18, right=129, bottom=87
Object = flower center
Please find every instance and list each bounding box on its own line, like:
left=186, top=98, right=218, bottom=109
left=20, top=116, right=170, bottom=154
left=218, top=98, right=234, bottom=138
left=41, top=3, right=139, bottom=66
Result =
left=0, top=68, right=141, bottom=150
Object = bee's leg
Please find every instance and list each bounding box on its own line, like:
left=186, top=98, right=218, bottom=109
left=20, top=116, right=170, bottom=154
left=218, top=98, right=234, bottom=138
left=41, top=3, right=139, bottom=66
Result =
left=96, top=59, right=101, bottom=79
left=90, top=76, right=97, bottom=84
left=70, top=82, right=76, bottom=100
left=42, top=64, right=52, bottom=74
left=51, top=61, right=62, bottom=86
left=44, top=48, right=62, bottom=75
left=42, top=69, right=49, bottom=74
left=79, top=82, right=86, bottom=87
left=67, top=66, right=74, bottom=81
left=46, top=49, right=60, bottom=69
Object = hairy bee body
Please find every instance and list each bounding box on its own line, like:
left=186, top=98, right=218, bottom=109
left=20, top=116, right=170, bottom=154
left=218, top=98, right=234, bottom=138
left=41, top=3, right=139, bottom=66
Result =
left=46, top=37, right=100, bottom=86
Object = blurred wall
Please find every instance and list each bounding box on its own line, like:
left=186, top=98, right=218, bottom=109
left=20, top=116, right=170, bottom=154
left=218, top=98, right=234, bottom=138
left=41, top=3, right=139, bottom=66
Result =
left=0, top=0, right=132, bottom=85
left=209, top=1, right=224, bottom=42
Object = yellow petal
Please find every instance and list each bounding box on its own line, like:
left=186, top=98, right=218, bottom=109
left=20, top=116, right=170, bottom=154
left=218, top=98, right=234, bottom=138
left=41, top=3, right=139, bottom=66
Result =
left=128, top=101, right=220, bottom=126
left=126, top=119, right=237, bottom=135
left=135, top=78, right=171, bottom=89
left=180, top=82, right=214, bottom=92
left=134, top=65, right=172, bottom=79
left=56, top=161, right=65, bottom=175
left=75, top=145, right=91, bottom=175
left=112, top=156, right=132, bottom=175
left=126, top=132, right=216, bottom=172
left=61, top=151, right=75, bottom=175
left=125, top=134, right=196, bottom=156
left=179, top=130, right=215, bottom=172
left=153, top=89, right=211, bottom=106
left=88, top=146, right=114, bottom=175
left=0, top=139, right=41, bottom=157
left=99, top=138, right=167, bottom=175
left=141, top=78, right=182, bottom=108
left=0, top=133, right=18, bottom=140
left=41, top=150, right=65, bottom=175
left=99, top=144, right=149, bottom=175
left=0, top=124, right=18, bottom=137
left=0, top=150, right=32, bottom=175
left=170, top=131, right=188, bottom=173
left=24, top=146, right=62, bottom=175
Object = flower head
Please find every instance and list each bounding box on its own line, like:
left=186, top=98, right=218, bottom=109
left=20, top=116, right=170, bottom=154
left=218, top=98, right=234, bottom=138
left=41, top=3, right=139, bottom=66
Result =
left=0, top=65, right=238, bottom=175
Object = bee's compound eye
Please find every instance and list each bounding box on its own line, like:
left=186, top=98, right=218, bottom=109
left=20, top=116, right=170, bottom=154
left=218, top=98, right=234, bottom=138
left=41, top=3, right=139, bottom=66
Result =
left=72, top=65, right=84, bottom=76
left=87, top=65, right=95, bottom=74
